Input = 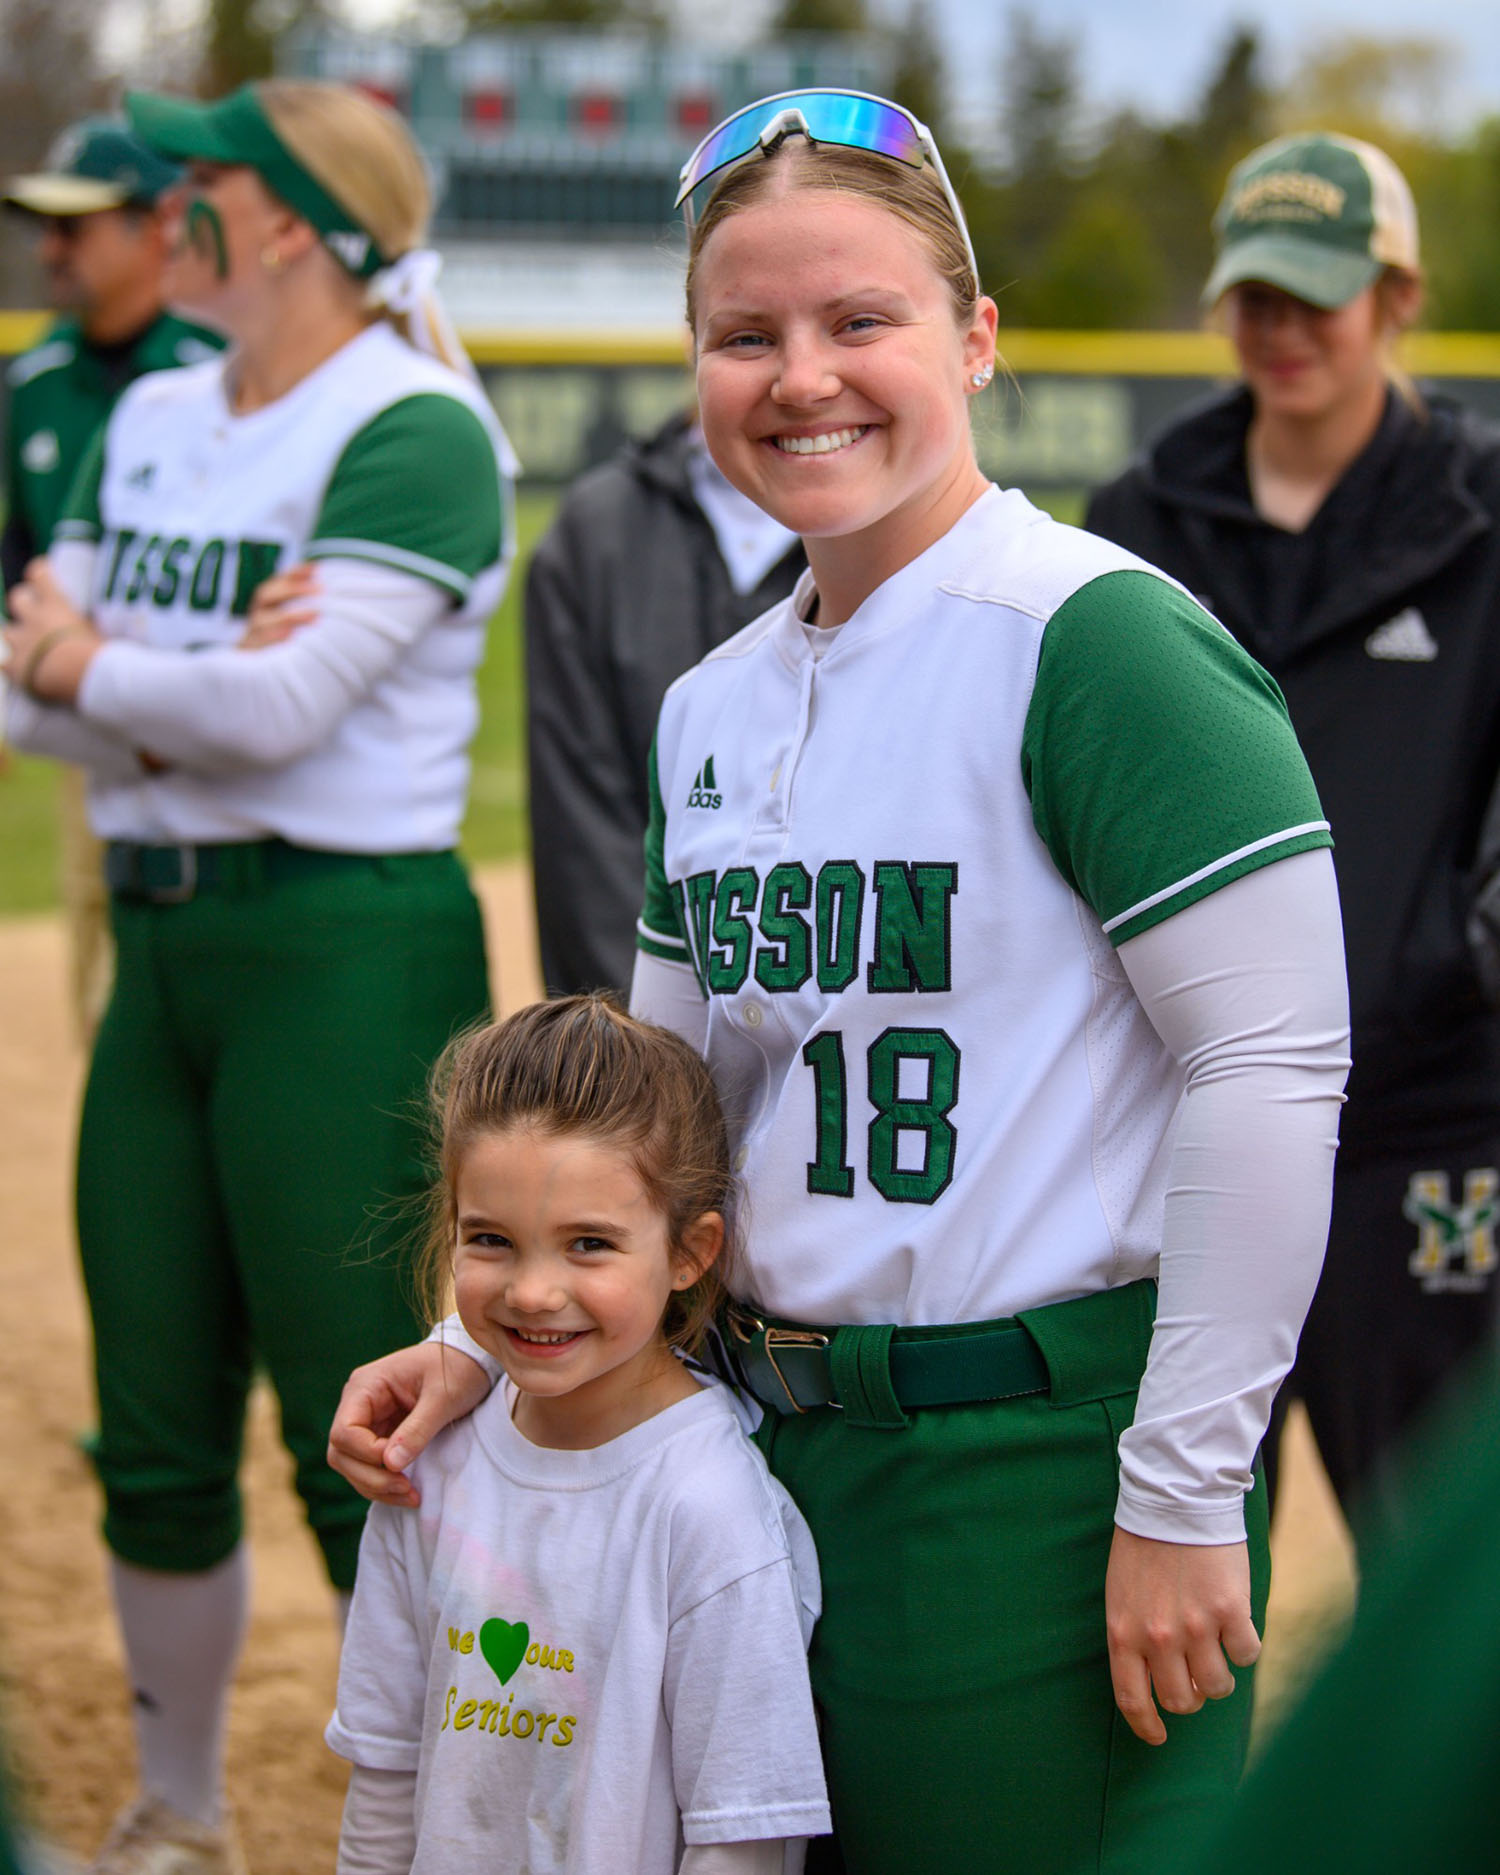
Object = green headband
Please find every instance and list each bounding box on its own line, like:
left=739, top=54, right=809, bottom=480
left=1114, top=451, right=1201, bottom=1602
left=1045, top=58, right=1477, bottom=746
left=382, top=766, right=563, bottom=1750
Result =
left=125, top=84, right=386, bottom=280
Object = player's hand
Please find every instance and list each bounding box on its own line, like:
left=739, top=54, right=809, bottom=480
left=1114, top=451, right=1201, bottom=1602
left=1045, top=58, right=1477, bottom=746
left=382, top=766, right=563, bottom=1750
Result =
left=3, top=558, right=101, bottom=702
left=240, top=562, right=319, bottom=649
left=327, top=1340, right=493, bottom=1509
left=1104, top=1527, right=1260, bottom=1746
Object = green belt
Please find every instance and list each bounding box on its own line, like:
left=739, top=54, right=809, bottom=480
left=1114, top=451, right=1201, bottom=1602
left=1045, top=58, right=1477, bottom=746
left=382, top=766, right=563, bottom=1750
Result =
left=724, top=1279, right=1157, bottom=1431
left=105, top=838, right=392, bottom=904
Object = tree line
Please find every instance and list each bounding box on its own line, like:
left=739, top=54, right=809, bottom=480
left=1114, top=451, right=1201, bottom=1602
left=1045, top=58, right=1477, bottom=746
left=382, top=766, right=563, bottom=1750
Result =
left=2, top=0, right=1497, bottom=328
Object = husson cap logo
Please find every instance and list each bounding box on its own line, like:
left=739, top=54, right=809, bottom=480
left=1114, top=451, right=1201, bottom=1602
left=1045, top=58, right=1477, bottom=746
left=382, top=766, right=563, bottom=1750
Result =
left=1228, top=171, right=1347, bottom=224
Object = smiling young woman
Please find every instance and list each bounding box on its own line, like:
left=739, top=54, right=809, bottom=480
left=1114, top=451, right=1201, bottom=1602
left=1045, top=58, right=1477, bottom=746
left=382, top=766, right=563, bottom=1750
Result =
left=1089, top=132, right=1500, bottom=1546
left=329, top=92, right=1351, bottom=1875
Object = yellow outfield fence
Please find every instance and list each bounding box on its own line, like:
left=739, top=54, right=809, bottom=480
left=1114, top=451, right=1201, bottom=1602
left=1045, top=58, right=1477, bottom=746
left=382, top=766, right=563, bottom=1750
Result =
left=5, top=312, right=1499, bottom=376
left=6, top=315, right=1500, bottom=491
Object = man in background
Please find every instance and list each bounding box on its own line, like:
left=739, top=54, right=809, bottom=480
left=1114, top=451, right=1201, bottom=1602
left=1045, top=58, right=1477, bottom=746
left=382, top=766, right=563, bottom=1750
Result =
left=3, top=119, right=222, bottom=1035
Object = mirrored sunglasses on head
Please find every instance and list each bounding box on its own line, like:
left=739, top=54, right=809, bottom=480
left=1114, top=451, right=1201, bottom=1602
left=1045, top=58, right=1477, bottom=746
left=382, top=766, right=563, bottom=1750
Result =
left=675, top=87, right=979, bottom=289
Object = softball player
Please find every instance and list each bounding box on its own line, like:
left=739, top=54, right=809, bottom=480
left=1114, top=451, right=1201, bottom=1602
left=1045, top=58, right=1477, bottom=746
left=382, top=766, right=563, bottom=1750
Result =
left=1, top=81, right=513, bottom=1875
left=329, top=92, right=1350, bottom=1873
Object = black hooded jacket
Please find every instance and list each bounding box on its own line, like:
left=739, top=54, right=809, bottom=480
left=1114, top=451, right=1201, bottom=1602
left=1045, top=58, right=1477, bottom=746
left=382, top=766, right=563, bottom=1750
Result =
left=525, top=412, right=806, bottom=997
left=1087, top=387, right=1500, bottom=1154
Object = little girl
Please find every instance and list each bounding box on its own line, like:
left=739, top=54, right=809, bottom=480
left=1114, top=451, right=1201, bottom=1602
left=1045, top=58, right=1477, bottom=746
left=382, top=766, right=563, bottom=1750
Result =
left=326, top=996, right=830, bottom=1874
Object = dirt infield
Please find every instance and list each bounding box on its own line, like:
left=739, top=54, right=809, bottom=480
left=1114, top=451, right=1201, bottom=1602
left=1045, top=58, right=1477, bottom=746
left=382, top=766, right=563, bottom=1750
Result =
left=0, top=865, right=1354, bottom=1869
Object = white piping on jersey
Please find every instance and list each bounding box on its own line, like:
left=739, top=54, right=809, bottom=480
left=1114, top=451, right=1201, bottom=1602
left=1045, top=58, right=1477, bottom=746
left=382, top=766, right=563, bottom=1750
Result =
left=636, top=914, right=689, bottom=954
left=936, top=579, right=1053, bottom=622
left=304, top=536, right=473, bottom=598
left=1101, top=821, right=1332, bottom=935
left=53, top=518, right=102, bottom=543
left=7, top=340, right=76, bottom=388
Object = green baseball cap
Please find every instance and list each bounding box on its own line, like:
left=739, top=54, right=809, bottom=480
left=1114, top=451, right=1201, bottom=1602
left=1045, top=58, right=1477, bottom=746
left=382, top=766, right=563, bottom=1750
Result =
left=3, top=119, right=183, bottom=216
left=125, top=83, right=385, bottom=279
left=1204, top=132, right=1420, bottom=310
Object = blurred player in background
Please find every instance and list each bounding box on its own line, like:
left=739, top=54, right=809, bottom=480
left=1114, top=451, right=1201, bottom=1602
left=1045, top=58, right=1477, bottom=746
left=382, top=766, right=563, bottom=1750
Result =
left=2, top=80, right=513, bottom=1874
left=1087, top=134, right=1500, bottom=1538
left=2, top=120, right=223, bottom=1038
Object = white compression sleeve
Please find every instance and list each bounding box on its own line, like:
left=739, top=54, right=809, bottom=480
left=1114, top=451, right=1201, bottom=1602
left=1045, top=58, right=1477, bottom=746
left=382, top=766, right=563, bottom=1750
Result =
left=75, top=560, right=452, bottom=771
left=630, top=949, right=710, bottom=1053
left=1114, top=846, right=1350, bottom=1544
left=2, top=537, right=146, bottom=774
left=2, top=677, right=147, bottom=776
left=336, top=1764, right=418, bottom=1875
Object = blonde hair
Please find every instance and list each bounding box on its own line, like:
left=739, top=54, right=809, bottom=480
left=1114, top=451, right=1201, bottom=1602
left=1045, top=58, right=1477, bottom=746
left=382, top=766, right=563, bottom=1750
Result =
left=419, top=996, right=736, bottom=1356
left=685, top=141, right=979, bottom=333
left=255, top=79, right=430, bottom=265
left=1375, top=265, right=1426, bottom=415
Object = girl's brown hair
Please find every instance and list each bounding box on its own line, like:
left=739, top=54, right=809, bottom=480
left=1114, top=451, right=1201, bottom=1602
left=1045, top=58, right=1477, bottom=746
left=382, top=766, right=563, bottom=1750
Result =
left=684, top=141, right=980, bottom=334
left=421, top=995, right=734, bottom=1354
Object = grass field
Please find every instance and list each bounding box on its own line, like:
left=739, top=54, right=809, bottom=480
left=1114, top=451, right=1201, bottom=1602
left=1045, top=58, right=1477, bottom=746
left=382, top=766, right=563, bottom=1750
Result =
left=0, top=490, right=557, bottom=916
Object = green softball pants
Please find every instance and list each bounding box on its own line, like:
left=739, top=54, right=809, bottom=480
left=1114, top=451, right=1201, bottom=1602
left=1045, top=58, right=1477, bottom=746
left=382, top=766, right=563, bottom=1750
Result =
left=756, top=1283, right=1271, bottom=1875
left=76, top=847, right=490, bottom=1589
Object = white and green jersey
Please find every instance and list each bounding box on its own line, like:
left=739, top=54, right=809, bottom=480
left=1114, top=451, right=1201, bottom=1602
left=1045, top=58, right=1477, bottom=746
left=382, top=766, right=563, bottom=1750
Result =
left=53, top=321, right=513, bottom=850
left=638, top=485, right=1331, bottom=1327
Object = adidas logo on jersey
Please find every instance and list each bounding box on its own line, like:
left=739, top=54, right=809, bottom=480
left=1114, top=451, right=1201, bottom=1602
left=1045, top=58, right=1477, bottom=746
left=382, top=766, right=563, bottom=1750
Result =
left=686, top=756, right=722, bottom=810
left=1366, top=608, right=1438, bottom=661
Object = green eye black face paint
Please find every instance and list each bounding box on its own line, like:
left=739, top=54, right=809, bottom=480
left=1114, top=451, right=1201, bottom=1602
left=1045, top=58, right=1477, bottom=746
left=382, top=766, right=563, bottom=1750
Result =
left=184, top=197, right=228, bottom=280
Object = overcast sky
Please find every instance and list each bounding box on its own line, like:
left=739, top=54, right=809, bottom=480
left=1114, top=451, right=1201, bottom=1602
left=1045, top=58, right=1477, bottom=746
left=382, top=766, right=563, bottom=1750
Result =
left=113, top=0, right=1500, bottom=142
left=925, top=0, right=1500, bottom=145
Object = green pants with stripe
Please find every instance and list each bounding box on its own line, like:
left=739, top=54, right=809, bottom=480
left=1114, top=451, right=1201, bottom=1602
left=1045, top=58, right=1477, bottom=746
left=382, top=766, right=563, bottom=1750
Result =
left=76, top=847, right=490, bottom=1588
left=755, top=1283, right=1271, bottom=1875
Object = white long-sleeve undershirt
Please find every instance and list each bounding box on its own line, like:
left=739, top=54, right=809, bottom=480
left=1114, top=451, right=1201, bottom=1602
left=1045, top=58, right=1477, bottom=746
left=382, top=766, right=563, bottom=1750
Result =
left=74, top=558, right=454, bottom=774
left=4, top=544, right=454, bottom=779
left=630, top=847, right=1349, bottom=1544
left=1, top=541, right=144, bottom=776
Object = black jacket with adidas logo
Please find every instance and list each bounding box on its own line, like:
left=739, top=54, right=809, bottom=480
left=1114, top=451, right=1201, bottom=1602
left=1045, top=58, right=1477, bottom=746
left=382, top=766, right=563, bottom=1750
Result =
left=1087, top=386, right=1500, bottom=1153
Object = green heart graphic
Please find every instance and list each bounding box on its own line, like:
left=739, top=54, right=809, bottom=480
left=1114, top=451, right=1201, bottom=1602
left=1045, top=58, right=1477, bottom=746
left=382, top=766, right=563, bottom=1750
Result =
left=479, top=1617, right=529, bottom=1686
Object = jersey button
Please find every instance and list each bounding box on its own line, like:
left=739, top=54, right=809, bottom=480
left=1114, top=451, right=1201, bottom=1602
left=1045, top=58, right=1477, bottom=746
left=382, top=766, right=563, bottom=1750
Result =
left=743, top=1002, right=764, bottom=1029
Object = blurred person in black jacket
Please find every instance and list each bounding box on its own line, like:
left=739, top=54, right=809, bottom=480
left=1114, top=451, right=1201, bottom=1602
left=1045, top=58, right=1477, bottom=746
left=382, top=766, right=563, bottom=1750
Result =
left=1087, top=132, right=1500, bottom=1539
left=525, top=410, right=804, bottom=996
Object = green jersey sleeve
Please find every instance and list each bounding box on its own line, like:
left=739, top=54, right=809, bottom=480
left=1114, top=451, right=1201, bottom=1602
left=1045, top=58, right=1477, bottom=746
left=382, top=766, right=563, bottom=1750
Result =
left=1021, top=568, right=1331, bottom=946
left=637, top=736, right=694, bottom=966
left=306, top=393, right=502, bottom=600
left=52, top=422, right=106, bottom=546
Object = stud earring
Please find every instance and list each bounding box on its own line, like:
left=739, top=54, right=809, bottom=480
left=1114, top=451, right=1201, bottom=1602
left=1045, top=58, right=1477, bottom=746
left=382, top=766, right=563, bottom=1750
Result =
left=970, top=362, right=994, bottom=390
left=260, top=246, right=285, bottom=274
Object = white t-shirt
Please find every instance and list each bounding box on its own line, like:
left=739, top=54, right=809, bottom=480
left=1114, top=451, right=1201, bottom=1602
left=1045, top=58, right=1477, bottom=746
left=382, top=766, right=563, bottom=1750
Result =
left=327, top=1375, right=831, bottom=1875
